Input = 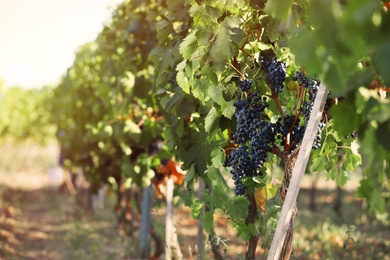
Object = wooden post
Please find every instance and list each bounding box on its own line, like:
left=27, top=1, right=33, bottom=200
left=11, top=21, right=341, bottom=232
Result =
left=165, top=177, right=183, bottom=259
left=267, top=84, right=328, bottom=260
left=139, top=185, right=153, bottom=259
left=196, top=178, right=205, bottom=260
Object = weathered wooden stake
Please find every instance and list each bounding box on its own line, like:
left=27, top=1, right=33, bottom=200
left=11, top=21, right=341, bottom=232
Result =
left=268, top=84, right=328, bottom=260
left=139, top=185, right=153, bottom=258
left=165, top=177, right=183, bottom=260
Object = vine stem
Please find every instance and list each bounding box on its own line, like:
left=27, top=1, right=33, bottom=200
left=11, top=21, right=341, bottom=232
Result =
left=268, top=86, right=284, bottom=117
left=245, top=193, right=259, bottom=260
left=270, top=144, right=287, bottom=162
left=267, top=83, right=328, bottom=260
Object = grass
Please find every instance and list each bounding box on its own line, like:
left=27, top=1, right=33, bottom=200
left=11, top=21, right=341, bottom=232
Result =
left=292, top=187, right=390, bottom=260
left=0, top=140, right=58, bottom=172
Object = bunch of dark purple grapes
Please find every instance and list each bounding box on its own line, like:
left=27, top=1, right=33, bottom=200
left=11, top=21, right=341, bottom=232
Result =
left=294, top=71, right=324, bottom=150
left=274, top=115, right=306, bottom=151
left=261, top=56, right=287, bottom=93
left=224, top=79, right=280, bottom=195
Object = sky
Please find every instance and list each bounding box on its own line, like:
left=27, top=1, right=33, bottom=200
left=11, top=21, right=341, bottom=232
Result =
left=0, top=0, right=123, bottom=88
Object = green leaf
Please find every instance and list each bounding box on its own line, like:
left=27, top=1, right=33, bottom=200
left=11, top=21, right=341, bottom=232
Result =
left=192, top=79, right=209, bottom=101
left=330, top=97, right=361, bottom=138
left=189, top=3, right=222, bottom=26
left=228, top=196, right=249, bottom=220
left=369, top=189, right=385, bottom=213
left=311, top=153, right=326, bottom=172
left=211, top=148, right=224, bottom=168
left=372, top=34, right=390, bottom=86
left=335, top=169, right=349, bottom=187
left=203, top=65, right=218, bottom=85
left=356, top=179, right=374, bottom=199
left=264, top=0, right=294, bottom=20
left=175, top=119, right=185, bottom=138
left=344, top=149, right=361, bottom=171
left=209, top=17, right=242, bottom=72
left=205, top=107, right=220, bottom=132
left=180, top=30, right=198, bottom=59
left=207, top=166, right=230, bottom=192
left=191, top=200, right=203, bottom=219
left=326, top=168, right=337, bottom=182
left=184, top=164, right=196, bottom=183
left=208, top=86, right=224, bottom=105
left=233, top=222, right=256, bottom=241
left=256, top=42, right=272, bottom=51
left=176, top=60, right=187, bottom=71
left=222, top=100, right=236, bottom=119
left=203, top=212, right=214, bottom=233
left=376, top=122, right=390, bottom=152
left=176, top=70, right=190, bottom=94
left=211, top=185, right=230, bottom=207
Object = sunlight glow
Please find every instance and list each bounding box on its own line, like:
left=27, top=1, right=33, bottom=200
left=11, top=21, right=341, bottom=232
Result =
left=0, top=0, right=122, bottom=88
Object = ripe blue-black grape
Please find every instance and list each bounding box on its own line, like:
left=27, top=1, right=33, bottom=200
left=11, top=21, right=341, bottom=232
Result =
left=261, top=56, right=286, bottom=93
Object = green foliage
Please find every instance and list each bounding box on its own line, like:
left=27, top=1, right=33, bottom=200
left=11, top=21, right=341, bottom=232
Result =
left=0, top=84, right=55, bottom=144
left=50, top=1, right=168, bottom=191
left=50, top=0, right=389, bottom=255
left=288, top=0, right=389, bottom=213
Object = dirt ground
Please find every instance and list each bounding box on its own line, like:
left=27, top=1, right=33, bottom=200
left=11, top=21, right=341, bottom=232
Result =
left=0, top=182, right=250, bottom=260
left=0, top=169, right=389, bottom=260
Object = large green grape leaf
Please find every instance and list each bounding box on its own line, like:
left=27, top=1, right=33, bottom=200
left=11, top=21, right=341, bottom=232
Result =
left=329, top=97, right=362, bottom=138
left=176, top=70, right=190, bottom=94
left=208, top=86, right=224, bottom=106
left=264, top=0, right=294, bottom=20
left=209, top=17, right=242, bottom=72
left=228, top=196, right=249, bottom=220
left=179, top=30, right=198, bottom=59
left=203, top=212, right=214, bottom=233
left=205, top=107, right=220, bottom=132
left=372, top=35, right=390, bottom=86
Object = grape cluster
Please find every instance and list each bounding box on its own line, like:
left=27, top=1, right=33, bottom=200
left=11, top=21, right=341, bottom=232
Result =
left=312, top=122, right=325, bottom=150
left=294, top=71, right=324, bottom=150
left=294, top=71, right=320, bottom=91
left=261, top=56, right=286, bottom=93
left=225, top=80, right=276, bottom=195
left=276, top=115, right=305, bottom=151
left=294, top=71, right=320, bottom=102
left=249, top=121, right=277, bottom=174
left=225, top=145, right=253, bottom=195
left=232, top=91, right=269, bottom=145
left=300, top=100, right=313, bottom=122
left=238, top=79, right=252, bottom=92
left=226, top=67, right=327, bottom=195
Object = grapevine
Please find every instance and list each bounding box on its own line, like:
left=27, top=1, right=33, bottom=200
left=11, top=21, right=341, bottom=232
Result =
left=46, top=0, right=389, bottom=258
left=225, top=57, right=330, bottom=196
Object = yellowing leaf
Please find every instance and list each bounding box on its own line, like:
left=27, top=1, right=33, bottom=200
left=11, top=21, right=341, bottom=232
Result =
left=255, top=181, right=279, bottom=213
